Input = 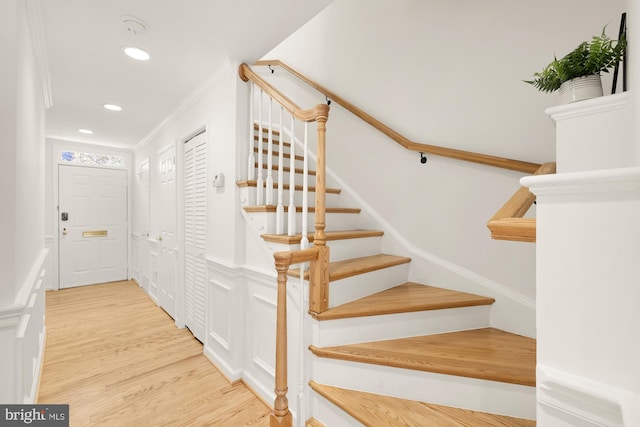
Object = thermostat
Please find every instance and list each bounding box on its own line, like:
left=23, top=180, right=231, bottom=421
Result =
left=213, top=173, right=225, bottom=188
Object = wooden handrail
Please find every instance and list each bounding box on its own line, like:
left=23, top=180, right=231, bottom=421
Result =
left=239, top=63, right=329, bottom=123
left=272, top=248, right=318, bottom=427
left=254, top=60, right=541, bottom=174
left=487, top=162, right=556, bottom=242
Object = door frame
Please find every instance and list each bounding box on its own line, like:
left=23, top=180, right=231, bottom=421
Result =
left=51, top=143, right=132, bottom=291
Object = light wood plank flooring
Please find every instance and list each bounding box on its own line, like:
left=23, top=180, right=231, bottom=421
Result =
left=38, top=280, right=270, bottom=426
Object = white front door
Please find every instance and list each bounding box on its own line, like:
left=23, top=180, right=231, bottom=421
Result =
left=59, top=165, right=128, bottom=288
left=158, top=146, right=177, bottom=318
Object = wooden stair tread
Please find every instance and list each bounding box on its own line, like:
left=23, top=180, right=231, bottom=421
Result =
left=237, top=180, right=341, bottom=194
left=309, top=328, right=536, bottom=386
left=309, top=381, right=535, bottom=427
left=288, top=254, right=411, bottom=281
left=313, top=282, right=495, bottom=320
left=261, top=229, right=383, bottom=244
left=255, top=163, right=316, bottom=175
left=305, top=417, right=325, bottom=427
left=243, top=205, right=360, bottom=214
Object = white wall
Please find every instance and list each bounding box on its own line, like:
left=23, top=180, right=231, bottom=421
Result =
left=135, top=63, right=245, bottom=267
left=260, top=0, right=626, bottom=336
left=0, top=0, right=48, bottom=403
left=0, top=0, right=19, bottom=307
left=15, top=0, right=46, bottom=302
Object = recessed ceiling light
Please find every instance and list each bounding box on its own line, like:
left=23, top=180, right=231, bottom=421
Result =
left=123, top=46, right=150, bottom=61
left=103, top=104, right=122, bottom=111
left=78, top=129, right=94, bottom=134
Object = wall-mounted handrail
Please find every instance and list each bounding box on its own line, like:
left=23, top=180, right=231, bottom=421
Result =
left=254, top=60, right=541, bottom=174
left=487, top=162, right=556, bottom=242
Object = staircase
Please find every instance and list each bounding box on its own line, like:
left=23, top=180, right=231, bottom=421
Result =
left=239, top=126, right=536, bottom=426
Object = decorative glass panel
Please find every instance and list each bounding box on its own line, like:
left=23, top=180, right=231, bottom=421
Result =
left=61, top=150, right=125, bottom=168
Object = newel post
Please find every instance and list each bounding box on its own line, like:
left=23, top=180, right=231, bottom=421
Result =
left=309, top=106, right=330, bottom=314
left=271, top=260, right=292, bottom=427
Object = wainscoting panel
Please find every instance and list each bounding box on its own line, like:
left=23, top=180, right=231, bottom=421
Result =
left=0, top=249, right=48, bottom=403
left=204, top=258, right=245, bottom=382
left=208, top=279, right=231, bottom=350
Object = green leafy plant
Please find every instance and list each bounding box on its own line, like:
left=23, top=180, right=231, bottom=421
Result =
left=525, top=28, right=626, bottom=93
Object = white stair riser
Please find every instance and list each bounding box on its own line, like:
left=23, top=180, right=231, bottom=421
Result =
left=329, top=264, right=410, bottom=308
left=260, top=236, right=383, bottom=261
left=312, top=358, right=536, bottom=420
left=253, top=170, right=315, bottom=187
left=255, top=153, right=309, bottom=169
left=325, top=236, right=382, bottom=261
left=313, top=307, right=491, bottom=347
left=241, top=186, right=340, bottom=208
left=241, top=211, right=361, bottom=235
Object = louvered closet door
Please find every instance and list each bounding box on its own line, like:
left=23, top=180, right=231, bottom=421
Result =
left=184, top=132, right=207, bottom=342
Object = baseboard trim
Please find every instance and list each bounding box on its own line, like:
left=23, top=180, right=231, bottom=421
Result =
left=203, top=346, right=242, bottom=383
left=537, top=365, right=625, bottom=426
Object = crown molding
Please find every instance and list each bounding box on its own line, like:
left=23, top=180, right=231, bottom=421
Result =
left=136, top=60, right=234, bottom=151
left=25, top=0, right=53, bottom=109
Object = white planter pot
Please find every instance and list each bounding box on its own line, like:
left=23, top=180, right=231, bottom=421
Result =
left=558, top=75, right=603, bottom=104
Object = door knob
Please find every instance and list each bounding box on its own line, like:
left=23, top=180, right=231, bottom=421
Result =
left=62, top=228, right=67, bottom=236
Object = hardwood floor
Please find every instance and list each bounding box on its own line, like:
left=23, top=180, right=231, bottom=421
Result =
left=38, top=280, right=270, bottom=426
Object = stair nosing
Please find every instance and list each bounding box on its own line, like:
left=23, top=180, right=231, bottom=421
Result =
left=309, top=328, right=536, bottom=387
left=255, top=163, right=316, bottom=176
left=261, top=229, right=384, bottom=245
left=288, top=254, right=411, bottom=281
left=243, top=205, right=360, bottom=214
left=312, top=282, right=495, bottom=320
left=237, top=180, right=341, bottom=194
left=309, top=381, right=535, bottom=426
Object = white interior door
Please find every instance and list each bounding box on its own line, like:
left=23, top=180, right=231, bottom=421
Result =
left=59, top=165, right=127, bottom=288
left=158, top=146, right=177, bottom=318
left=184, top=132, right=207, bottom=342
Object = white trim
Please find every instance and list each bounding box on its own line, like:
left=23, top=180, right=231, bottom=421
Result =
left=24, top=0, right=52, bottom=109
left=51, top=142, right=132, bottom=290
left=545, top=92, right=630, bottom=122
left=14, top=249, right=48, bottom=308
left=206, top=256, right=245, bottom=279
left=522, top=167, right=640, bottom=198
left=136, top=62, right=231, bottom=150
left=538, top=365, right=625, bottom=426
left=46, top=136, right=135, bottom=151
left=203, top=347, right=242, bottom=382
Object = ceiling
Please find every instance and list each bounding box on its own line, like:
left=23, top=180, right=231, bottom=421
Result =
left=41, top=0, right=332, bottom=148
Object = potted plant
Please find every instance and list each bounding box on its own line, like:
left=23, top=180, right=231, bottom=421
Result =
left=525, top=27, right=626, bottom=104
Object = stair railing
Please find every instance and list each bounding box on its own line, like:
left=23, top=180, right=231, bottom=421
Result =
left=255, top=60, right=542, bottom=174
left=487, top=162, right=556, bottom=242
left=239, top=63, right=331, bottom=427
left=253, top=60, right=559, bottom=242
